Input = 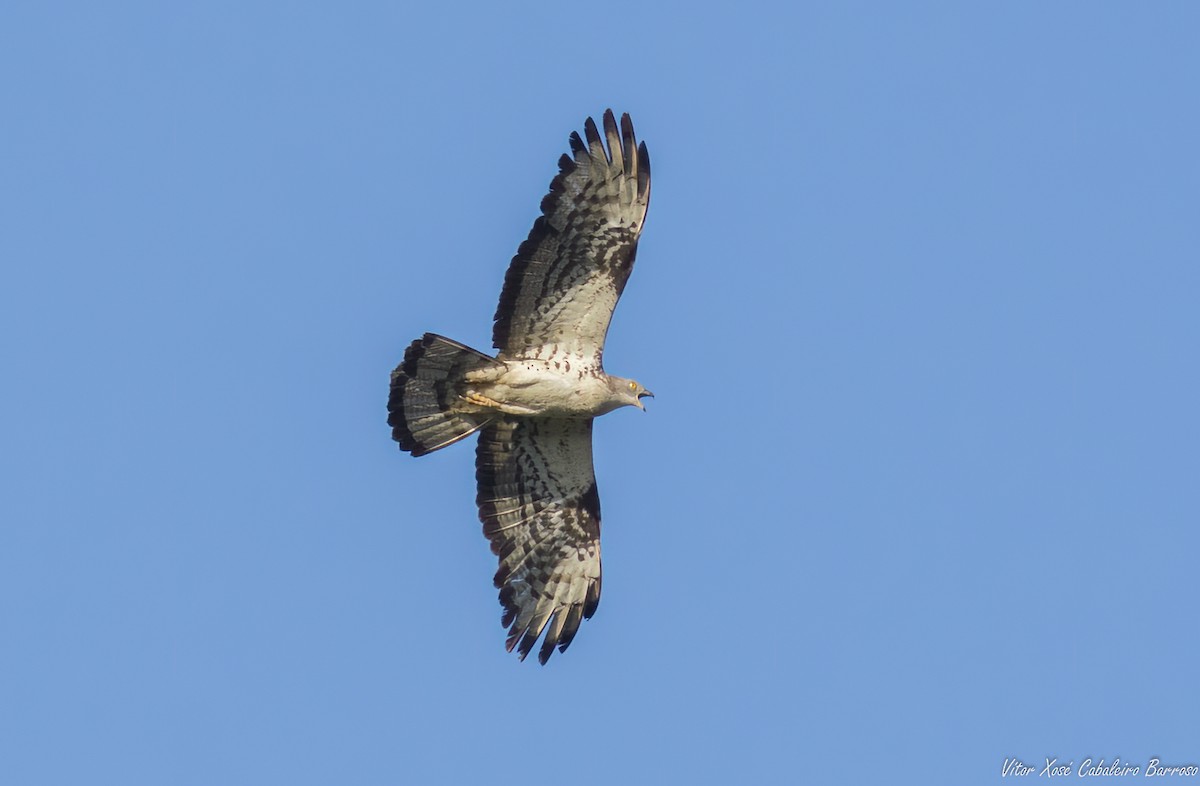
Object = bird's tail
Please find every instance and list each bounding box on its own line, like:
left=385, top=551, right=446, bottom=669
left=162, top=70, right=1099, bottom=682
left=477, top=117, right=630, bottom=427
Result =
left=388, top=333, right=500, bottom=457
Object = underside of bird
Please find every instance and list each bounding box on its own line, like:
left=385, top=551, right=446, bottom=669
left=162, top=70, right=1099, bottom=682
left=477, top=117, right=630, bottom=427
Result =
left=387, top=109, right=651, bottom=664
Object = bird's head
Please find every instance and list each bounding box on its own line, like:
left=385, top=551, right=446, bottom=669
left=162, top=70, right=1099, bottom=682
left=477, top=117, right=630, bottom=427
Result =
left=610, top=376, right=654, bottom=411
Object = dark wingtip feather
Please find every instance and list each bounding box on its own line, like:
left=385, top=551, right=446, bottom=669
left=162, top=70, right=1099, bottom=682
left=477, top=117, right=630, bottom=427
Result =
left=583, top=576, right=601, bottom=619
left=568, top=130, right=586, bottom=157
left=516, top=629, right=539, bottom=661
left=556, top=605, right=584, bottom=652
left=537, top=609, right=570, bottom=665
left=499, top=585, right=518, bottom=628
left=583, top=116, right=609, bottom=163
left=602, top=109, right=622, bottom=171
left=620, top=113, right=636, bottom=177
left=492, top=563, right=510, bottom=586
left=583, top=116, right=601, bottom=147
left=638, top=141, right=651, bottom=187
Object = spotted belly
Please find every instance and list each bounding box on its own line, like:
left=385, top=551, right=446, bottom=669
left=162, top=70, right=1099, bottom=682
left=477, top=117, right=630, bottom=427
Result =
left=461, top=359, right=610, bottom=417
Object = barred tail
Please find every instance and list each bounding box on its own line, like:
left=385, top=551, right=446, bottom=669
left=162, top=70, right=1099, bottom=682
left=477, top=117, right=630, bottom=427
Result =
left=388, top=333, right=498, bottom=457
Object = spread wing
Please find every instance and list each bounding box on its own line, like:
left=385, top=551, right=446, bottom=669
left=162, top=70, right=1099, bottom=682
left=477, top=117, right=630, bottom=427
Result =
left=475, top=417, right=602, bottom=664
left=492, top=109, right=651, bottom=365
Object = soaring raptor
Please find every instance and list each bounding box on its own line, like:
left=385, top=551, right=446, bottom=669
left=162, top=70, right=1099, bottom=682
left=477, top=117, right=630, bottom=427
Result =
left=388, top=110, right=652, bottom=664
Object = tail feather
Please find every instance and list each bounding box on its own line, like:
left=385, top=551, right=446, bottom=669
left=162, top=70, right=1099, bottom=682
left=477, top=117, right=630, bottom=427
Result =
left=389, top=333, right=499, bottom=456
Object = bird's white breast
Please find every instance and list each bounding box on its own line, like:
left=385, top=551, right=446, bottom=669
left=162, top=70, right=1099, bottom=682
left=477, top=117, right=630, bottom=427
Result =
left=466, top=358, right=613, bottom=417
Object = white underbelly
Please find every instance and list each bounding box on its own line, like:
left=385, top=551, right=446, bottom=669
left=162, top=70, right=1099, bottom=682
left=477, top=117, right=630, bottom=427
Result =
left=466, top=360, right=609, bottom=417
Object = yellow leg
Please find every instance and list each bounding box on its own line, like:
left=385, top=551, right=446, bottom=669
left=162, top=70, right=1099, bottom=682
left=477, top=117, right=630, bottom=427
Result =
left=464, top=391, right=504, bottom=409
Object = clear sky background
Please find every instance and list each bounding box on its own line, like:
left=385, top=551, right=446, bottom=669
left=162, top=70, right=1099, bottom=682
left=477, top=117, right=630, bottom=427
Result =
left=2, top=3, right=1198, bottom=784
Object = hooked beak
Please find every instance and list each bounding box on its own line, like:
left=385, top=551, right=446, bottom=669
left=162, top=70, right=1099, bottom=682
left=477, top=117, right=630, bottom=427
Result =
left=636, top=389, right=654, bottom=411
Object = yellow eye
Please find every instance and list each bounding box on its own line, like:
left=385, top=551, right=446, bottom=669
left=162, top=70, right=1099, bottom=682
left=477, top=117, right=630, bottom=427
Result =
left=629, top=381, right=637, bottom=391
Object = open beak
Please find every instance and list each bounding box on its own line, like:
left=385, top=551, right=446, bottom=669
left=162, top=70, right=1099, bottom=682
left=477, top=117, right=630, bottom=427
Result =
left=637, top=390, right=654, bottom=410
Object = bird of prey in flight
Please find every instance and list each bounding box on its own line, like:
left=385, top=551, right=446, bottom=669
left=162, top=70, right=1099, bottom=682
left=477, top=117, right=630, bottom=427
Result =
left=388, top=110, right=653, bottom=664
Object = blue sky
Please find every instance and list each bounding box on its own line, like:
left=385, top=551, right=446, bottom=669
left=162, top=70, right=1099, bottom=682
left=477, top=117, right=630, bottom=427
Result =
left=2, top=2, right=1198, bottom=784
